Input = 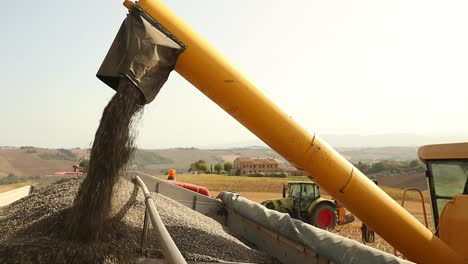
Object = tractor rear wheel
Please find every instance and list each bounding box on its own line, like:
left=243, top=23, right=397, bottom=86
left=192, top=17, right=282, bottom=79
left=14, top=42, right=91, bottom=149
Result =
left=311, top=203, right=338, bottom=229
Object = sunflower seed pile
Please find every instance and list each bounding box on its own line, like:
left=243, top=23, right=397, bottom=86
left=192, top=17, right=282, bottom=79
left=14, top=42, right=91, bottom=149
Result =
left=0, top=176, right=273, bottom=264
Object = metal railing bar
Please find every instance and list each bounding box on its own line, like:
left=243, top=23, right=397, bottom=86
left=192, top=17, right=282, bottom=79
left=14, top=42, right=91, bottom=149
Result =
left=132, top=175, right=187, bottom=264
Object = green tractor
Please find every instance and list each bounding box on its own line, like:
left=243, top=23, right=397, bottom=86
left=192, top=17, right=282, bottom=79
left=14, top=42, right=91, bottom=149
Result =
left=261, top=181, right=354, bottom=229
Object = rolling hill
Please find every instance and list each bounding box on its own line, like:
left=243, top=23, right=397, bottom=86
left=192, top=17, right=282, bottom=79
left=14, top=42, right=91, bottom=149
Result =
left=0, top=146, right=426, bottom=189
left=0, top=147, right=85, bottom=178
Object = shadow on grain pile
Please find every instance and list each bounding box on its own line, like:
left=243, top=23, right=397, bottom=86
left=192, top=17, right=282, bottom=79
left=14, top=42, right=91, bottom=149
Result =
left=0, top=80, right=273, bottom=263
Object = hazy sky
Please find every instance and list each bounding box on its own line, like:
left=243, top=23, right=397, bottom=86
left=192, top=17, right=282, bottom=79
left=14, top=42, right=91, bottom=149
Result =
left=2, top=0, right=468, bottom=148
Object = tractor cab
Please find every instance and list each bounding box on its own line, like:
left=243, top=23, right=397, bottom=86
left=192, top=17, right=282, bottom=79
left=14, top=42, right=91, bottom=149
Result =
left=283, top=181, right=320, bottom=219
left=283, top=181, right=320, bottom=211
left=418, top=143, right=468, bottom=260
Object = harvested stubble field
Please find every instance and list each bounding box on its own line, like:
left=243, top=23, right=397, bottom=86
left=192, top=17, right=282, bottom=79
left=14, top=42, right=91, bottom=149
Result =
left=158, top=174, right=430, bottom=202
left=156, top=174, right=309, bottom=193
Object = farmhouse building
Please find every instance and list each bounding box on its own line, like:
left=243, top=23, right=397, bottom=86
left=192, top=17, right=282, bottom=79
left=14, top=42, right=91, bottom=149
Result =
left=232, top=157, right=279, bottom=175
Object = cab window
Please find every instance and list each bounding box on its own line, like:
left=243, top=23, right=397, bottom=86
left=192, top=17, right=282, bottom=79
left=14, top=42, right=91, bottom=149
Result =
left=302, top=184, right=316, bottom=200
left=428, top=160, right=468, bottom=218
left=289, top=184, right=301, bottom=198
left=265, top=202, right=274, bottom=209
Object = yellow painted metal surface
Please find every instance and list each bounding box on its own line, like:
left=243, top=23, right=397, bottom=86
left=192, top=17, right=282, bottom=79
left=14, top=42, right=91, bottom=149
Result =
left=418, top=142, right=468, bottom=161
left=133, top=1, right=465, bottom=263
left=438, top=195, right=468, bottom=262
left=123, top=0, right=134, bottom=10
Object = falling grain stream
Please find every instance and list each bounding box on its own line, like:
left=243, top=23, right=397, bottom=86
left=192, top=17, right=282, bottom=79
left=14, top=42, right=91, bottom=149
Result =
left=67, top=79, right=145, bottom=242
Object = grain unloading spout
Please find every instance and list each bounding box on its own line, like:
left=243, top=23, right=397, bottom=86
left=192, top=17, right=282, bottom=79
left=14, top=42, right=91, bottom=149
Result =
left=97, top=1, right=465, bottom=263
left=97, top=6, right=185, bottom=104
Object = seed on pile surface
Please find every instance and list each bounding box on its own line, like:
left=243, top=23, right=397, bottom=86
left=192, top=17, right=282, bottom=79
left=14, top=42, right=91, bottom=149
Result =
left=0, top=176, right=274, bottom=264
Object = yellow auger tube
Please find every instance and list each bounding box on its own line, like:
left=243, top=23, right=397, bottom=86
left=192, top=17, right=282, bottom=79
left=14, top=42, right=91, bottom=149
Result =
left=134, top=1, right=464, bottom=263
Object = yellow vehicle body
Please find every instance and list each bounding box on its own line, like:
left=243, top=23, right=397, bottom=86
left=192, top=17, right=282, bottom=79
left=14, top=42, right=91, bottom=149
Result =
left=123, top=1, right=466, bottom=263
left=438, top=195, right=468, bottom=260
left=418, top=142, right=468, bottom=261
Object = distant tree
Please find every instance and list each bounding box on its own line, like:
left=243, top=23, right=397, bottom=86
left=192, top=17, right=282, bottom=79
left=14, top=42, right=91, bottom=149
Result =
left=356, top=159, right=426, bottom=175
left=0, top=173, right=22, bottom=184
left=367, top=161, right=390, bottom=174
left=189, top=160, right=209, bottom=173
left=214, top=163, right=224, bottom=174
left=79, top=159, right=89, bottom=173
left=198, top=163, right=208, bottom=172
left=57, top=148, right=77, bottom=159
left=355, top=161, right=370, bottom=173
left=224, top=162, right=233, bottom=173
left=25, top=149, right=37, bottom=154
left=409, top=160, right=422, bottom=168
left=189, top=162, right=198, bottom=172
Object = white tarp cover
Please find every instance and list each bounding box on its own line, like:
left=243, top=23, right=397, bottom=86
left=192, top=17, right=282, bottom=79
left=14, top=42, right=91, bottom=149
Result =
left=220, top=191, right=413, bottom=264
